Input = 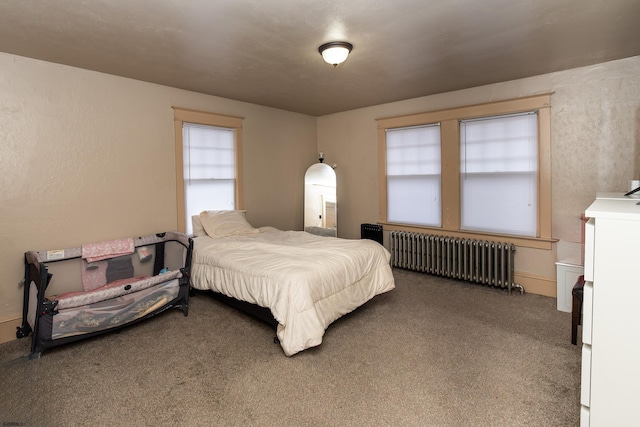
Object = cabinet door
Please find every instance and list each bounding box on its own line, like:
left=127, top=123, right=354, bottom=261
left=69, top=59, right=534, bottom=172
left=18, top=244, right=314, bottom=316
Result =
left=589, top=217, right=640, bottom=425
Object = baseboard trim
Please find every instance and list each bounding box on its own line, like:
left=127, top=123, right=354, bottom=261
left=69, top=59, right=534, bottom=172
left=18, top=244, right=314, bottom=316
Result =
left=515, top=272, right=556, bottom=297
left=0, top=315, right=21, bottom=344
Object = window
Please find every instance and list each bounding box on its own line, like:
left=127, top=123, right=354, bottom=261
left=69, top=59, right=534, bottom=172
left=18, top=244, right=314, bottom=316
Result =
left=460, top=112, right=538, bottom=236
left=377, top=94, right=552, bottom=249
left=182, top=123, right=235, bottom=234
left=173, top=107, right=244, bottom=234
left=386, top=124, right=441, bottom=227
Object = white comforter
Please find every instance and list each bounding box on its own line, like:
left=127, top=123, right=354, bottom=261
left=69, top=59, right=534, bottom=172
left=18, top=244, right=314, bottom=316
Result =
left=190, top=227, right=395, bottom=356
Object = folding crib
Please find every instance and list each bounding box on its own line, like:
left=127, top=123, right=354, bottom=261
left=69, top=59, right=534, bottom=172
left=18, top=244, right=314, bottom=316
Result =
left=16, top=231, right=193, bottom=358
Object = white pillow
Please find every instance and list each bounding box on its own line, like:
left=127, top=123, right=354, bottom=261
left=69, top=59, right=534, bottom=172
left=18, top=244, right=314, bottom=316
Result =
left=199, top=210, right=259, bottom=238
left=191, top=215, right=207, bottom=237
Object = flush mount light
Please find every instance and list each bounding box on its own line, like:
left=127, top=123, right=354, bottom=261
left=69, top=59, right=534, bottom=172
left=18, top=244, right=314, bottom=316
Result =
left=318, top=41, right=353, bottom=67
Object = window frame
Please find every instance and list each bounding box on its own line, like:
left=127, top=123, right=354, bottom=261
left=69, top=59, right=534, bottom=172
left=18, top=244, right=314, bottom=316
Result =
left=173, top=107, right=244, bottom=233
left=376, top=94, right=554, bottom=250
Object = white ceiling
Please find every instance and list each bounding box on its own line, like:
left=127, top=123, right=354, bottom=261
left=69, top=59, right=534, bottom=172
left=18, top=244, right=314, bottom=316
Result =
left=1, top=0, right=639, bottom=116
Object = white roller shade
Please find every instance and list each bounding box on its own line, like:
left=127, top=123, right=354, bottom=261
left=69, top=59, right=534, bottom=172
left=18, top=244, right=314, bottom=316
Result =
left=386, top=124, right=441, bottom=226
left=183, top=123, right=235, bottom=234
left=460, top=112, right=538, bottom=237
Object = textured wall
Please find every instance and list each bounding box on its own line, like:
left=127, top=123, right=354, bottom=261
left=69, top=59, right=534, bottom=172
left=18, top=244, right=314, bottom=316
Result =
left=551, top=62, right=640, bottom=244
left=318, top=56, right=640, bottom=292
left=0, top=53, right=317, bottom=318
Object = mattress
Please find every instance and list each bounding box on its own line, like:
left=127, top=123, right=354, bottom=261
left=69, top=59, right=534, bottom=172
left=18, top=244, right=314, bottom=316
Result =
left=190, top=227, right=395, bottom=355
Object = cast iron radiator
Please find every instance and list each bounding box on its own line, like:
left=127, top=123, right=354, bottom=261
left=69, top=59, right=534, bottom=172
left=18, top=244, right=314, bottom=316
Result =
left=389, top=231, right=524, bottom=294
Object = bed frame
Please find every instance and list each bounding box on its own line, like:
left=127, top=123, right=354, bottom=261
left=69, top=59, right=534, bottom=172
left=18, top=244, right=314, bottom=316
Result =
left=17, top=231, right=193, bottom=358
left=204, top=290, right=278, bottom=329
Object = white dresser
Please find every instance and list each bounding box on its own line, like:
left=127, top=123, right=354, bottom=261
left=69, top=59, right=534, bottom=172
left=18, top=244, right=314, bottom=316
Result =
left=581, top=194, right=640, bottom=426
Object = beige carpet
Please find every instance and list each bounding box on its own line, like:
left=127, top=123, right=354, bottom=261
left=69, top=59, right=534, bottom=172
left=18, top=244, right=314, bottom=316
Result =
left=0, top=268, right=581, bottom=426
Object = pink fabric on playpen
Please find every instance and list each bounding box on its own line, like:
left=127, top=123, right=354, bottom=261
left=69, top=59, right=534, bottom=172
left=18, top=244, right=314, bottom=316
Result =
left=81, top=238, right=134, bottom=262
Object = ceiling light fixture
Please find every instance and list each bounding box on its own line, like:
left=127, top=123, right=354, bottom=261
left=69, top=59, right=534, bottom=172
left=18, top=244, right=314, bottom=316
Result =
left=318, top=41, right=353, bottom=67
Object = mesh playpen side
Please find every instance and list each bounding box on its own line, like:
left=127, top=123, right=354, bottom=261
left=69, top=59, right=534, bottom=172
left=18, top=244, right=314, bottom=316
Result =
left=17, top=231, right=193, bottom=358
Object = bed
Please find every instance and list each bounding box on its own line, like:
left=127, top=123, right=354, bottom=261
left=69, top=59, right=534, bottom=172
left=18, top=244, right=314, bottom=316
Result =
left=190, top=210, right=395, bottom=356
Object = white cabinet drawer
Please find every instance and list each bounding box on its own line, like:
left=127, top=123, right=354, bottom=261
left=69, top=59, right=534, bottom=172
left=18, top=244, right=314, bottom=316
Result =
left=583, top=218, right=595, bottom=282
left=580, top=405, right=590, bottom=427
left=581, top=344, right=591, bottom=407
left=583, top=281, right=593, bottom=345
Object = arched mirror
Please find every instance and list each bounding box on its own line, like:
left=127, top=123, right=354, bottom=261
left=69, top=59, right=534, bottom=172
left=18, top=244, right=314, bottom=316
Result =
left=304, top=162, right=337, bottom=237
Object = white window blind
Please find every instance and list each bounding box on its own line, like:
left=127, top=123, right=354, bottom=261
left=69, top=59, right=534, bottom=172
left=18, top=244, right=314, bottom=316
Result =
left=183, top=122, right=235, bottom=234
left=386, top=124, right=441, bottom=226
left=460, top=112, right=538, bottom=237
